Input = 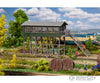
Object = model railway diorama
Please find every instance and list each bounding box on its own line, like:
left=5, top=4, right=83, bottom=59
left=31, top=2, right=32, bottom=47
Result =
left=0, top=8, right=100, bottom=76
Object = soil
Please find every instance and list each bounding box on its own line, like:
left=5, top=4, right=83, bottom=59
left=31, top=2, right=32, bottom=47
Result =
left=2, top=70, right=69, bottom=76
left=18, top=49, right=30, bottom=53
left=76, top=54, right=85, bottom=57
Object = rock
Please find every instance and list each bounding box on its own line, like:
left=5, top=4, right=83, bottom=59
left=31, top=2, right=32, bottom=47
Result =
left=49, top=58, right=63, bottom=72
left=62, top=58, right=74, bottom=70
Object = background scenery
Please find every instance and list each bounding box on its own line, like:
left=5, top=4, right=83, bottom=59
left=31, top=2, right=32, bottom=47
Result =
left=0, top=7, right=100, bottom=76
left=0, top=7, right=100, bottom=32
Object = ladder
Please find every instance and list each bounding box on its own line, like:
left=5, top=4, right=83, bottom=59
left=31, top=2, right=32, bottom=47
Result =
left=65, top=30, right=91, bottom=57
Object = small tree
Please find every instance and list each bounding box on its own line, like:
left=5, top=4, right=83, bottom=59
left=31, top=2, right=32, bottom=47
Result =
left=0, top=14, right=7, bottom=48
left=85, top=38, right=93, bottom=50
left=4, top=9, right=28, bottom=47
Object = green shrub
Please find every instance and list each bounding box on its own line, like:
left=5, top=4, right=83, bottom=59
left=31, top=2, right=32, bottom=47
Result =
left=71, top=57, right=76, bottom=60
left=0, top=71, right=5, bottom=76
left=67, top=47, right=73, bottom=58
left=0, top=58, right=3, bottom=64
left=16, top=59, right=27, bottom=65
left=97, top=49, right=100, bottom=54
left=75, top=64, right=94, bottom=69
left=85, top=38, right=95, bottom=51
left=14, top=65, right=29, bottom=69
left=0, top=58, right=5, bottom=76
left=66, top=46, right=77, bottom=60
left=75, top=64, right=83, bottom=68
left=57, top=56, right=65, bottom=59
left=82, top=68, right=100, bottom=76
left=31, top=58, right=50, bottom=71
left=6, top=64, right=29, bottom=69
left=25, top=37, right=30, bottom=50
left=82, top=64, right=95, bottom=69
left=94, top=71, right=100, bottom=76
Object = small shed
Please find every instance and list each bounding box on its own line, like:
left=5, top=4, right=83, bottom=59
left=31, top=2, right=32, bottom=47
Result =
left=22, top=21, right=68, bottom=56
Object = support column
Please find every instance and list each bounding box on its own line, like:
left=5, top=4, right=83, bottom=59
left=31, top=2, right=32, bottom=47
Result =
left=64, top=36, right=66, bottom=55
left=23, top=36, right=25, bottom=55
left=59, top=37, right=61, bottom=55
left=35, top=36, right=37, bottom=54
left=41, top=36, right=43, bottom=54
left=52, top=37, right=54, bottom=55
left=30, top=36, right=32, bottom=55
left=46, top=37, right=48, bottom=58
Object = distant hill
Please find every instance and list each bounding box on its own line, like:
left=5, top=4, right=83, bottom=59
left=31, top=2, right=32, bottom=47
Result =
left=71, top=29, right=100, bottom=33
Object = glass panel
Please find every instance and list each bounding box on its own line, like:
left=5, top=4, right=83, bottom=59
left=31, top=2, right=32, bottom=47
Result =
left=54, top=28, right=59, bottom=32
left=25, top=27, right=28, bottom=33
left=38, top=27, right=41, bottom=32
left=48, top=28, right=52, bottom=32
left=32, top=27, right=35, bottom=32
left=35, top=27, right=38, bottom=32
left=24, top=27, right=26, bottom=32
left=30, top=28, right=33, bottom=32
left=42, top=27, right=47, bottom=32
left=25, top=27, right=36, bottom=33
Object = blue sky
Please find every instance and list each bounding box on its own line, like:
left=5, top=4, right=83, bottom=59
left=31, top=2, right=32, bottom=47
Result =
left=0, top=7, right=100, bottom=30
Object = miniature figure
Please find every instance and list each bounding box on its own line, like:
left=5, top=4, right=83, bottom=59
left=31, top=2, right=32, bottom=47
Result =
left=84, top=61, right=87, bottom=70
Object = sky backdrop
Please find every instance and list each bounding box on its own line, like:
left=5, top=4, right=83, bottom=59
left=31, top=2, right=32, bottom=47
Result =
left=0, top=7, right=100, bottom=30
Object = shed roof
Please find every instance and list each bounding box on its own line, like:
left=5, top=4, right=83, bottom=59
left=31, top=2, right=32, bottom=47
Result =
left=22, top=21, right=68, bottom=27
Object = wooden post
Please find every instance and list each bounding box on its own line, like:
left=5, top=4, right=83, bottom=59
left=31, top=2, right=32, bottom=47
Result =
left=64, top=36, right=66, bottom=55
left=59, top=37, right=60, bottom=55
left=41, top=36, right=43, bottom=54
left=30, top=36, right=32, bottom=55
left=23, top=27, right=25, bottom=55
left=35, top=36, right=37, bottom=54
left=32, top=37, right=34, bottom=54
left=46, top=37, right=48, bottom=58
left=23, top=36, right=25, bottom=55
left=52, top=37, right=54, bottom=55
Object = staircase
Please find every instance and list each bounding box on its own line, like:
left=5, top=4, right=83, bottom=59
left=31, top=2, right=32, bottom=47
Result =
left=65, top=30, right=91, bottom=57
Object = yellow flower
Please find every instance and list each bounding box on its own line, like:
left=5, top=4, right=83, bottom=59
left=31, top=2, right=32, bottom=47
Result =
left=0, top=14, right=7, bottom=47
left=0, top=65, right=2, bottom=70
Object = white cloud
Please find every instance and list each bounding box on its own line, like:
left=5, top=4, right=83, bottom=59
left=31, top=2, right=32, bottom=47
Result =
left=29, top=7, right=61, bottom=21
left=15, top=7, right=61, bottom=21
left=67, top=21, right=74, bottom=25
left=76, top=21, right=82, bottom=24
left=58, top=7, right=100, bottom=19
left=88, top=17, right=100, bottom=22
left=0, top=8, right=6, bottom=13
left=26, top=8, right=39, bottom=15
left=14, top=8, right=27, bottom=13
